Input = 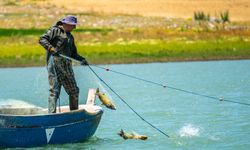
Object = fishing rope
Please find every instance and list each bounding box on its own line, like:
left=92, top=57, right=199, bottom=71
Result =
left=58, top=54, right=170, bottom=137
left=58, top=53, right=249, bottom=138
left=92, top=65, right=250, bottom=107
left=88, top=65, right=170, bottom=138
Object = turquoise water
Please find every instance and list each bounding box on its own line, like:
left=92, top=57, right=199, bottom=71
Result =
left=0, top=60, right=250, bottom=150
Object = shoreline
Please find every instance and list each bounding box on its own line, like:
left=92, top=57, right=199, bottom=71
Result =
left=1, top=57, right=249, bottom=68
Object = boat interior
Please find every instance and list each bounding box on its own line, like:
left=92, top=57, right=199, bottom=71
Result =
left=0, top=89, right=101, bottom=115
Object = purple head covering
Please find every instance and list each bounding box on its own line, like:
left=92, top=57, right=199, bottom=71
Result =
left=61, top=15, right=77, bottom=25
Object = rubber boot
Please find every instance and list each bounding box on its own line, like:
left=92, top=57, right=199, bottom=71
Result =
left=69, top=95, right=79, bottom=110
left=48, top=96, right=57, bottom=113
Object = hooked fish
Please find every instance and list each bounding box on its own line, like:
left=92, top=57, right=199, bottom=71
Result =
left=96, top=88, right=116, bottom=110
left=118, top=129, right=148, bottom=140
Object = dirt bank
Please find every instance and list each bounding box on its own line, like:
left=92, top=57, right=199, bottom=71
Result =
left=30, top=0, right=250, bottom=21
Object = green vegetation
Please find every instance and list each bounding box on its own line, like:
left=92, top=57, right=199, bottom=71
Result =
left=3, top=0, right=18, bottom=6
left=220, top=10, right=230, bottom=23
left=79, top=40, right=250, bottom=63
left=1, top=35, right=249, bottom=67
left=0, top=28, right=113, bottom=37
left=194, top=11, right=210, bottom=21
left=193, top=10, right=231, bottom=30
left=0, top=5, right=249, bottom=67
left=0, top=28, right=46, bottom=37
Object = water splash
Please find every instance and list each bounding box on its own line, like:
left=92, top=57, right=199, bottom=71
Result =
left=178, top=124, right=201, bottom=137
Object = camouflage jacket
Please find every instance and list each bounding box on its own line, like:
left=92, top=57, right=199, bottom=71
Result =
left=39, top=23, right=84, bottom=64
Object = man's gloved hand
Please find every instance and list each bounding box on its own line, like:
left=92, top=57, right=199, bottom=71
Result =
left=80, top=58, right=89, bottom=66
left=49, top=47, right=59, bottom=56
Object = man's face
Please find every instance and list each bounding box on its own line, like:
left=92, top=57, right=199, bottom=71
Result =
left=63, top=24, right=76, bottom=32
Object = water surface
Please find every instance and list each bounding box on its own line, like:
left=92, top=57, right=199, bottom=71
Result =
left=0, top=60, right=250, bottom=150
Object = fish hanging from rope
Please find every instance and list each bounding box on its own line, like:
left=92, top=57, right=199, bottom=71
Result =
left=118, top=129, right=148, bottom=140
left=96, top=88, right=116, bottom=110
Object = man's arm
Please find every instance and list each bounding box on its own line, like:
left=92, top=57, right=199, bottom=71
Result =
left=71, top=35, right=87, bottom=62
left=39, top=27, right=60, bottom=52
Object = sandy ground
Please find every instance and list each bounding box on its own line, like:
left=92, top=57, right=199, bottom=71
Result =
left=30, top=0, right=250, bottom=21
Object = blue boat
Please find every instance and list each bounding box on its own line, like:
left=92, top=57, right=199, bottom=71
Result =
left=0, top=89, right=103, bottom=148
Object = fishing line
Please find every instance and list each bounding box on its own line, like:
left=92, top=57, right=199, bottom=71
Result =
left=88, top=65, right=170, bottom=138
left=58, top=54, right=170, bottom=137
left=92, top=65, right=250, bottom=107
left=92, top=65, right=166, bottom=87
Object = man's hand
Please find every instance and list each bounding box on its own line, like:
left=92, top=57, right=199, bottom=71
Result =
left=80, top=58, right=89, bottom=66
left=49, top=47, right=59, bottom=56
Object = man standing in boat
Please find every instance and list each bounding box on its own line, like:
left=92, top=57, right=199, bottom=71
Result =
left=39, top=15, right=88, bottom=113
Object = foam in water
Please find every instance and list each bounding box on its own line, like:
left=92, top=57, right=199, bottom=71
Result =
left=0, top=99, right=40, bottom=108
left=0, top=99, right=45, bottom=115
left=209, top=135, right=220, bottom=141
left=178, top=124, right=200, bottom=137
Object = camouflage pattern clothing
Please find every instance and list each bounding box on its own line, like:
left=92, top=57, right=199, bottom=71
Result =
left=39, top=22, right=84, bottom=65
left=39, top=22, right=84, bottom=113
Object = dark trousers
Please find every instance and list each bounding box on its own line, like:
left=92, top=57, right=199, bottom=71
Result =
left=47, top=56, right=79, bottom=113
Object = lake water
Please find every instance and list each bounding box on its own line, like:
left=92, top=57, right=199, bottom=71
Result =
left=0, top=60, right=250, bottom=150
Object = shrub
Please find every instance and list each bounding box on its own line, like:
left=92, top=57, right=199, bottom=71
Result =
left=3, top=0, right=18, bottom=6
left=194, top=11, right=210, bottom=21
left=220, top=10, right=230, bottom=23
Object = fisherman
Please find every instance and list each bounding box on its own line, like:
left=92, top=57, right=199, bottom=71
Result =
left=39, top=15, right=88, bottom=113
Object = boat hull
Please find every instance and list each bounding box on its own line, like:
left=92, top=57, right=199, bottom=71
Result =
left=0, top=107, right=103, bottom=148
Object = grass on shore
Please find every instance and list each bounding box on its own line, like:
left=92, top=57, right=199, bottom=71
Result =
left=0, top=28, right=113, bottom=37
left=0, top=9, right=250, bottom=67
left=1, top=38, right=249, bottom=67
